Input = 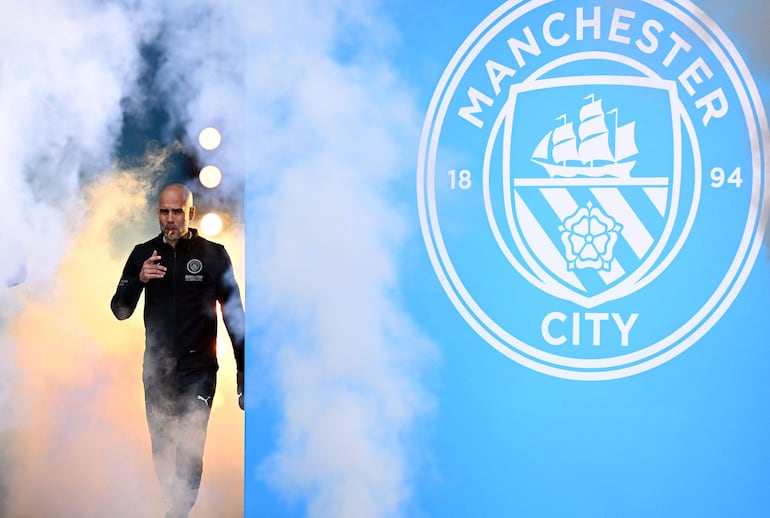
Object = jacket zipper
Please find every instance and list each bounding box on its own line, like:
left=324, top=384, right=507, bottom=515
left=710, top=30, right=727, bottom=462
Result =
left=171, top=247, right=177, bottom=354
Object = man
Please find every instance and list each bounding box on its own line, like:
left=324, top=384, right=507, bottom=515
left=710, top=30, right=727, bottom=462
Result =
left=111, top=183, right=244, bottom=518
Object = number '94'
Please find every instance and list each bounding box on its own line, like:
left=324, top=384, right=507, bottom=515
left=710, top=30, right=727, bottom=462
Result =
left=710, top=167, right=742, bottom=188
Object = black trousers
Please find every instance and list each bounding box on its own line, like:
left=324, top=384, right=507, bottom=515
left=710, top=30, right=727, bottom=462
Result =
left=143, top=362, right=217, bottom=517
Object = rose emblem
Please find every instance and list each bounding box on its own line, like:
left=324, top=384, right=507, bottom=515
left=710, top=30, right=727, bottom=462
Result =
left=559, top=202, right=623, bottom=271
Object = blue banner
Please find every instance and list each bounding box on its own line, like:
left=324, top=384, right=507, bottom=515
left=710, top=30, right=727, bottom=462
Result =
left=246, top=1, right=770, bottom=516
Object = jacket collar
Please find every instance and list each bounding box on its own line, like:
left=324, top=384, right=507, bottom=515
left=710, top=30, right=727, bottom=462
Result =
left=156, top=228, right=199, bottom=249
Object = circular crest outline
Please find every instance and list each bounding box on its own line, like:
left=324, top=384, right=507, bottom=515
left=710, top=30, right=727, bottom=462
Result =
left=417, top=0, right=769, bottom=380
left=187, top=259, right=204, bottom=275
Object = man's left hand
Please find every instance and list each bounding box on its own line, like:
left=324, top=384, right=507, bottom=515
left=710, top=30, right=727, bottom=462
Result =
left=237, top=370, right=244, bottom=411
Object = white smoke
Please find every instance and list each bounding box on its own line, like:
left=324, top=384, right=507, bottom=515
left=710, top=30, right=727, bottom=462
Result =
left=0, top=0, right=434, bottom=517
left=153, top=1, right=436, bottom=517
left=142, top=1, right=436, bottom=516
left=0, top=0, right=150, bottom=450
left=0, top=0, right=151, bottom=292
left=216, top=2, right=430, bottom=517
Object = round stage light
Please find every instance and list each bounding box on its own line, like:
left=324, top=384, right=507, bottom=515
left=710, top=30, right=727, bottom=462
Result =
left=200, top=212, right=223, bottom=236
left=198, top=127, right=222, bottom=151
left=199, top=165, right=222, bottom=188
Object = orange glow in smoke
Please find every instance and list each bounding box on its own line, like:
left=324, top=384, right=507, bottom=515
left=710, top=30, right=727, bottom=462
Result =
left=5, top=173, right=245, bottom=516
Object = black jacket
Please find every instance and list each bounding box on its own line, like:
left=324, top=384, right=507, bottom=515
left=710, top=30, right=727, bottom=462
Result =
left=111, top=229, right=244, bottom=374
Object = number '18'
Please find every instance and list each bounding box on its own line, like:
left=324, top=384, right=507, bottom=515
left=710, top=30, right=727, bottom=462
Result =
left=448, top=169, right=472, bottom=190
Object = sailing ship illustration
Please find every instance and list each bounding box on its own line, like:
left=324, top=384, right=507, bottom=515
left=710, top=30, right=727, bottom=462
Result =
left=531, top=94, right=639, bottom=178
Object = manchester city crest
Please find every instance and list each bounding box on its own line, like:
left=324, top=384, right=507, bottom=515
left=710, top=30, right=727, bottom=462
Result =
left=187, top=258, right=204, bottom=274
left=417, top=1, right=768, bottom=379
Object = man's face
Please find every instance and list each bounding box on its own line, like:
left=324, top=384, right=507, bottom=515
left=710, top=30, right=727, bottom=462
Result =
left=157, top=187, right=195, bottom=243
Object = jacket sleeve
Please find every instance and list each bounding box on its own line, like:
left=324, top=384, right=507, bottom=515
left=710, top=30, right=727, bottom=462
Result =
left=110, top=247, right=145, bottom=321
left=217, top=247, right=245, bottom=372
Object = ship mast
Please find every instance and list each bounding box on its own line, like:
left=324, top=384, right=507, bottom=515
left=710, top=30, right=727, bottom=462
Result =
left=608, top=108, right=619, bottom=164
left=584, top=94, right=595, bottom=168
left=556, top=114, right=567, bottom=166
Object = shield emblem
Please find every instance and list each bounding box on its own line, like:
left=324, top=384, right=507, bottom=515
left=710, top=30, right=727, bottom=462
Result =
left=485, top=76, right=685, bottom=308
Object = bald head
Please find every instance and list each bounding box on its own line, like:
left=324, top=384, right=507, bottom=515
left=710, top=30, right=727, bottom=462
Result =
left=159, top=183, right=193, bottom=206
left=156, top=183, right=195, bottom=246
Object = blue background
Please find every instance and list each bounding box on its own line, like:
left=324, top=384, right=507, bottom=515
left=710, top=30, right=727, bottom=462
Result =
left=246, top=1, right=770, bottom=516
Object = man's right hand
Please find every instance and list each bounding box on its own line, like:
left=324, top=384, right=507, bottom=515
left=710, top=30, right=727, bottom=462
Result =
left=139, top=250, right=167, bottom=283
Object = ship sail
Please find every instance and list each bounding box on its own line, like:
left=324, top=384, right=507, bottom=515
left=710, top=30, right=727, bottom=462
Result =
left=552, top=122, right=579, bottom=164
left=578, top=114, right=609, bottom=141
left=614, top=121, right=638, bottom=161
left=579, top=133, right=613, bottom=164
left=579, top=97, right=604, bottom=120
left=578, top=98, right=614, bottom=163
left=530, top=93, right=638, bottom=178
